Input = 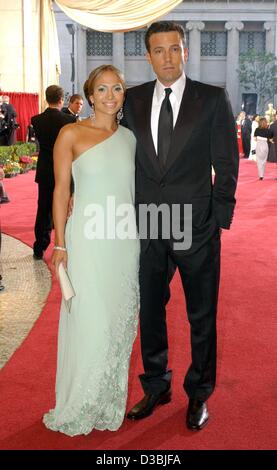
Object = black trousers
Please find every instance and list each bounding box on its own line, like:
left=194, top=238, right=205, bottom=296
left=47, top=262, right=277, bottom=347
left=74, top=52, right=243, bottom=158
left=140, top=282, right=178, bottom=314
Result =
left=242, top=135, right=251, bottom=159
left=139, top=228, right=221, bottom=401
left=33, top=182, right=54, bottom=256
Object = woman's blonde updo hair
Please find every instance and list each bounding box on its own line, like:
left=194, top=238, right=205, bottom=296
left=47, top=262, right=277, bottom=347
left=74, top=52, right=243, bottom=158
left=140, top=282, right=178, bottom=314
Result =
left=83, top=65, right=126, bottom=106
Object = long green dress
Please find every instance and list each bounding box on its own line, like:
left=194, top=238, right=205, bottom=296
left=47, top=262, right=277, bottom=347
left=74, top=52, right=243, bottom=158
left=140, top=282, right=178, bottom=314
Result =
left=43, top=126, right=140, bottom=436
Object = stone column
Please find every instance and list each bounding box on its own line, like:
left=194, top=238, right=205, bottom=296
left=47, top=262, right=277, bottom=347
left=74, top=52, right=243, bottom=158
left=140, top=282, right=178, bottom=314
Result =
left=225, top=21, right=244, bottom=114
left=186, top=21, right=205, bottom=81
left=76, top=25, right=87, bottom=97
left=272, top=21, right=277, bottom=108
left=113, top=33, right=125, bottom=74
left=264, top=22, right=275, bottom=54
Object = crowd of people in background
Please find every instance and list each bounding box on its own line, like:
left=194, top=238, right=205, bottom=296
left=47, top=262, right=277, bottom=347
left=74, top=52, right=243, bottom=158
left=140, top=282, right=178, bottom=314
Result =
left=236, top=107, right=277, bottom=179
left=1, top=88, right=277, bottom=180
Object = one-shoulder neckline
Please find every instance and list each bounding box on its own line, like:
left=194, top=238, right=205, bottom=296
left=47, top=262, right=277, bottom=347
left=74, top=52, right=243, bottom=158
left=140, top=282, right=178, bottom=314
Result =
left=72, top=126, right=121, bottom=166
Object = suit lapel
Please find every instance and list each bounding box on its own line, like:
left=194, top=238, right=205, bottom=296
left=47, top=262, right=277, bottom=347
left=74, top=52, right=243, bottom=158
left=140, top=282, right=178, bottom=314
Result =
left=164, top=78, right=201, bottom=174
left=132, top=82, right=163, bottom=179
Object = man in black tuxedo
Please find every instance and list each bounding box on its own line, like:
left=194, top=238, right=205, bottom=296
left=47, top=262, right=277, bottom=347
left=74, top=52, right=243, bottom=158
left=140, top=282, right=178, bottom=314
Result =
left=270, top=112, right=277, bottom=164
left=31, top=85, right=75, bottom=260
left=124, top=22, right=239, bottom=430
left=62, top=94, right=83, bottom=120
left=1, top=96, right=18, bottom=145
left=240, top=111, right=252, bottom=158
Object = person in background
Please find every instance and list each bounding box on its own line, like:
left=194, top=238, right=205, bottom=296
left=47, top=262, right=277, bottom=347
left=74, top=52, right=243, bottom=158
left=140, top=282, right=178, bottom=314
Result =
left=249, top=114, right=259, bottom=161
left=254, top=117, right=274, bottom=180
left=240, top=111, right=252, bottom=159
left=236, top=112, right=244, bottom=158
left=31, top=85, right=75, bottom=260
left=62, top=94, right=83, bottom=120
left=268, top=112, right=277, bottom=165
left=1, top=96, right=18, bottom=145
left=0, top=100, right=7, bottom=145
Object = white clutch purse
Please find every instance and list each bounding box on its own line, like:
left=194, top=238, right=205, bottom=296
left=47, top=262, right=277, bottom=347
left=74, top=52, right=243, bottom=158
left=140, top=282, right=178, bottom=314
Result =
left=58, top=263, right=75, bottom=309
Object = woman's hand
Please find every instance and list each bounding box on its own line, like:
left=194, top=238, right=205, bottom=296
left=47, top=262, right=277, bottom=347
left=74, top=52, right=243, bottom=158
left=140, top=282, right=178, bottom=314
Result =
left=51, top=249, right=68, bottom=278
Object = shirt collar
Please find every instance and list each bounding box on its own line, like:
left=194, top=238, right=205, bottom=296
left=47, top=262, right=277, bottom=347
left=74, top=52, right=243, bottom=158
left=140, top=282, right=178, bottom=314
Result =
left=155, top=72, right=186, bottom=104
left=68, top=107, right=78, bottom=116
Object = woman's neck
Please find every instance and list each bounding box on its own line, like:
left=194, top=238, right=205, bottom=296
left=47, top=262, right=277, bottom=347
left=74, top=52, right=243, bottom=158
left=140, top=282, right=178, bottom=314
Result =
left=90, top=114, right=117, bottom=132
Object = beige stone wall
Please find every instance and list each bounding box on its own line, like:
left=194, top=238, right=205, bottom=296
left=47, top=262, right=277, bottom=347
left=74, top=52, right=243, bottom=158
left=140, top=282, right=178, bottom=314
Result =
left=0, top=0, right=40, bottom=93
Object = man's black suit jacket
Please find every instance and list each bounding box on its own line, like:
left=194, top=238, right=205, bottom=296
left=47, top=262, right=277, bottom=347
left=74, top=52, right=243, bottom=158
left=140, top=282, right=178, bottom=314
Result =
left=123, top=77, right=239, bottom=251
left=241, top=118, right=252, bottom=138
left=31, top=108, right=75, bottom=186
left=270, top=120, right=277, bottom=153
left=61, top=107, right=79, bottom=120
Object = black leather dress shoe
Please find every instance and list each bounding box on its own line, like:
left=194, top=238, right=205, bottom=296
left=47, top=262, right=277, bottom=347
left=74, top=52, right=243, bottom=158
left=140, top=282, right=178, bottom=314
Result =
left=127, top=388, right=172, bottom=420
left=186, top=399, right=209, bottom=431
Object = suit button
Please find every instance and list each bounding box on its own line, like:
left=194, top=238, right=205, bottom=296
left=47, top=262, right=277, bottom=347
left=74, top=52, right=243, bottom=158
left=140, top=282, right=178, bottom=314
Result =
left=160, top=182, right=165, bottom=188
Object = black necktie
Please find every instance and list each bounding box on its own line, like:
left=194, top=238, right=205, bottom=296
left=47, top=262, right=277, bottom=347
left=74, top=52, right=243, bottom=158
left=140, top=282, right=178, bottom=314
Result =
left=157, top=88, right=173, bottom=167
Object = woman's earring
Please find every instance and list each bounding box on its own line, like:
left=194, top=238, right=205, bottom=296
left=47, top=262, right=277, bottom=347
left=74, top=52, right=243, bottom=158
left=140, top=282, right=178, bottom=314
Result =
left=90, top=103, right=95, bottom=120
left=117, top=107, right=123, bottom=124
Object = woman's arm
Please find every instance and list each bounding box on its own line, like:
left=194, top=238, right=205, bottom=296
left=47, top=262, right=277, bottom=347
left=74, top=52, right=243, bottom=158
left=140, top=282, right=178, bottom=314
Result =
left=52, top=125, right=74, bottom=272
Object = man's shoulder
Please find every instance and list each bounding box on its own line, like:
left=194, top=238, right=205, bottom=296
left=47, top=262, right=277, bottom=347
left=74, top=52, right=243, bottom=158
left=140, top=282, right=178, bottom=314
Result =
left=31, top=112, right=44, bottom=125
left=60, top=112, right=76, bottom=123
left=31, top=109, right=75, bottom=127
left=126, top=81, right=156, bottom=99
left=190, top=79, right=223, bottom=99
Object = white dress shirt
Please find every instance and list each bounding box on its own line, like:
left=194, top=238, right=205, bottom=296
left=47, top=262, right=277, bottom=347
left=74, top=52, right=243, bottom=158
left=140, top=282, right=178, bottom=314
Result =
left=151, top=72, right=186, bottom=154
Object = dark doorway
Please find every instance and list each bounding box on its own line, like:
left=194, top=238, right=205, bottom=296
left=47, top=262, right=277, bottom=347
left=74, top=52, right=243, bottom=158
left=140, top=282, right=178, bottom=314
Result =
left=241, top=93, right=257, bottom=116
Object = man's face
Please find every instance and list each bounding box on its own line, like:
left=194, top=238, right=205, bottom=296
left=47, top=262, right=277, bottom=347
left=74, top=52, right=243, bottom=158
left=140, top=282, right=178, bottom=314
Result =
left=146, top=31, right=188, bottom=86
left=70, top=99, right=83, bottom=115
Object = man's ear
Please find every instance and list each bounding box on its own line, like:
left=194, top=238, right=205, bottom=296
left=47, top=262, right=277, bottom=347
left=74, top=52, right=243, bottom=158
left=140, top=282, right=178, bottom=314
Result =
left=183, top=47, right=189, bottom=64
left=146, top=51, right=152, bottom=65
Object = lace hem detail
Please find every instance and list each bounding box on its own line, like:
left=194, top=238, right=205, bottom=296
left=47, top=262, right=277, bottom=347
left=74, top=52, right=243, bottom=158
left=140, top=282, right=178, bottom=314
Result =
left=43, top=274, right=139, bottom=437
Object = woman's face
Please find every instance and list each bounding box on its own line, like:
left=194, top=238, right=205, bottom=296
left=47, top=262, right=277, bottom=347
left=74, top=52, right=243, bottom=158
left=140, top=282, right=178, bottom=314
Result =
left=90, top=70, right=125, bottom=118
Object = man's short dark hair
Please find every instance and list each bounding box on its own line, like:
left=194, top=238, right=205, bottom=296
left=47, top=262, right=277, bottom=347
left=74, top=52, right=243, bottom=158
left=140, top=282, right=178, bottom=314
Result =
left=45, top=85, right=64, bottom=104
left=145, top=21, right=186, bottom=52
left=69, top=94, right=83, bottom=103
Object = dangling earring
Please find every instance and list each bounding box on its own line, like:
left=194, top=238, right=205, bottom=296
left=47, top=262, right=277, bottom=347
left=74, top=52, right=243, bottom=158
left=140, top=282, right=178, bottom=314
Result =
left=90, top=102, right=95, bottom=120
left=117, top=107, right=123, bottom=124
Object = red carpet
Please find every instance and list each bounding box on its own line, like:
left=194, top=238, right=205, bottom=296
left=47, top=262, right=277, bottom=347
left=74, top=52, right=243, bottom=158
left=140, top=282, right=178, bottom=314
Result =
left=1, top=160, right=277, bottom=450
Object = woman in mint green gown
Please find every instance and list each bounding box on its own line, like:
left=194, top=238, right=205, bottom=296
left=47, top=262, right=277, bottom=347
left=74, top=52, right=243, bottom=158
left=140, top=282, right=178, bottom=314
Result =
left=43, top=66, right=140, bottom=436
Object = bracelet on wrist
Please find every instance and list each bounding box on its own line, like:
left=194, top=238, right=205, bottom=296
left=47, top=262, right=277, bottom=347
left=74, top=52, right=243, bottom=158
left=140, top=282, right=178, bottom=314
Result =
left=54, top=246, right=67, bottom=252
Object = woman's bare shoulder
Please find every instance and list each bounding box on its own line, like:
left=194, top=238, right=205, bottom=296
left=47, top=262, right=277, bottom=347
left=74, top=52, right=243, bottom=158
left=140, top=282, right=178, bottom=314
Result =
left=58, top=122, right=85, bottom=142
